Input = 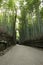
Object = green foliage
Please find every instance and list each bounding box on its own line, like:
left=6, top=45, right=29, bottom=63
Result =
left=40, top=7, right=43, bottom=19
left=8, top=0, right=15, bottom=10
left=0, top=0, right=43, bottom=42
left=0, top=0, right=3, bottom=7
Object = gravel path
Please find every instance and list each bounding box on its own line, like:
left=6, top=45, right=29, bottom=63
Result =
left=0, top=44, right=43, bottom=65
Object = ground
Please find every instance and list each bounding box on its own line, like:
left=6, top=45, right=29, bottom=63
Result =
left=0, top=44, right=43, bottom=65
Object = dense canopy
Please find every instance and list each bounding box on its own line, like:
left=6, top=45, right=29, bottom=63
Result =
left=0, top=0, right=43, bottom=44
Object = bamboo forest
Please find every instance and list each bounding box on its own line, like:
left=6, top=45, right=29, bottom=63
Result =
left=0, top=0, right=43, bottom=65
left=0, top=0, right=43, bottom=49
left=0, top=0, right=43, bottom=48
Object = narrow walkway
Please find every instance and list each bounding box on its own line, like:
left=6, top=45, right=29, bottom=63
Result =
left=0, top=44, right=43, bottom=65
